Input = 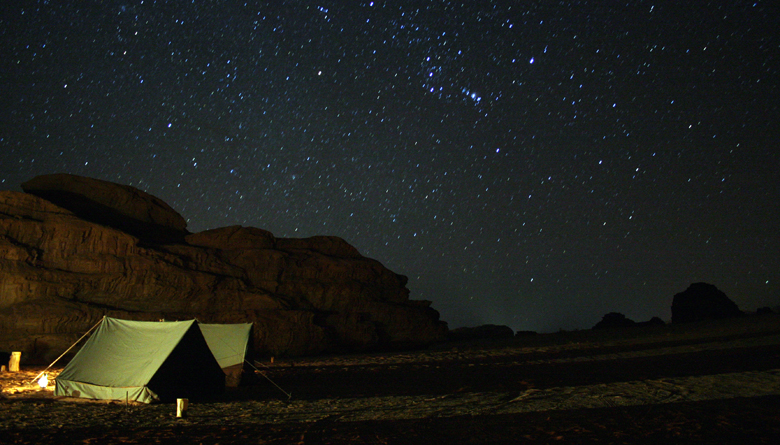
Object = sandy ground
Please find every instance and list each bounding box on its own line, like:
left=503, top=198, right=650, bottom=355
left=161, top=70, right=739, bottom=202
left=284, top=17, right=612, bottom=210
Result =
left=2, top=315, right=780, bottom=443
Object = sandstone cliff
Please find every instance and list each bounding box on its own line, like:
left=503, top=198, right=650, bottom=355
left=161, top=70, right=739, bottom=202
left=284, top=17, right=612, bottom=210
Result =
left=0, top=174, right=447, bottom=362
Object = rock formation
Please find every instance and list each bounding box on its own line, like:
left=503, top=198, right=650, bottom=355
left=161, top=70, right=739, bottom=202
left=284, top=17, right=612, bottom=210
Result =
left=447, top=324, right=515, bottom=342
left=671, top=282, right=743, bottom=324
left=0, top=174, right=447, bottom=362
left=592, top=312, right=636, bottom=330
left=637, top=317, right=666, bottom=327
left=591, top=313, right=665, bottom=330
left=21, top=173, right=188, bottom=244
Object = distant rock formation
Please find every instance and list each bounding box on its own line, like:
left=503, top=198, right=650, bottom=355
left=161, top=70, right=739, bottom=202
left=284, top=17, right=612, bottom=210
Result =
left=592, top=312, right=636, bottom=330
left=671, top=282, right=743, bottom=323
left=592, top=313, right=665, bottom=330
left=448, top=324, right=515, bottom=342
left=1, top=174, right=448, bottom=362
left=637, top=317, right=666, bottom=327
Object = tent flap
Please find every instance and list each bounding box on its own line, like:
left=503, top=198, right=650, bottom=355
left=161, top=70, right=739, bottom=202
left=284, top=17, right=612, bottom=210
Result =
left=199, top=323, right=252, bottom=368
left=200, top=322, right=253, bottom=387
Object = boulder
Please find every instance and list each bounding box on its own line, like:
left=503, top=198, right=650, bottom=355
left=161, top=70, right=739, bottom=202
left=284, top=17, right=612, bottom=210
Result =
left=671, top=282, right=743, bottom=324
left=0, top=176, right=448, bottom=362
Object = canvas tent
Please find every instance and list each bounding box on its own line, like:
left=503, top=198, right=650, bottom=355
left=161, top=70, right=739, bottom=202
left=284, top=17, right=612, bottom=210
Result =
left=55, top=317, right=225, bottom=403
left=199, top=322, right=253, bottom=386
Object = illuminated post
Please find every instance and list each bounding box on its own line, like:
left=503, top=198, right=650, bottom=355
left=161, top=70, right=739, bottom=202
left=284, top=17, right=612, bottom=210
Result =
left=176, top=398, right=188, bottom=418
left=8, top=352, right=21, bottom=372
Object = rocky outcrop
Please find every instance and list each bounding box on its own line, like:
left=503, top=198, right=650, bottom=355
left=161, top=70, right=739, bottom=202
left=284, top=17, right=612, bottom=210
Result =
left=591, top=313, right=665, bottom=330
left=448, top=324, right=515, bottom=342
left=671, top=283, right=743, bottom=324
left=637, top=317, right=666, bottom=327
left=1, top=175, right=447, bottom=362
left=21, top=174, right=189, bottom=244
left=592, top=312, right=636, bottom=330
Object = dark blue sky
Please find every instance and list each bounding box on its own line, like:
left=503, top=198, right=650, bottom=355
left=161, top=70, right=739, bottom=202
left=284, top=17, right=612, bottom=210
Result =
left=2, top=1, right=778, bottom=332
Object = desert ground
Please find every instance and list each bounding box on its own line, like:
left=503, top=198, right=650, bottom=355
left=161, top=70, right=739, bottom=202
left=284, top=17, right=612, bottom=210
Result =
left=3, top=315, right=780, bottom=444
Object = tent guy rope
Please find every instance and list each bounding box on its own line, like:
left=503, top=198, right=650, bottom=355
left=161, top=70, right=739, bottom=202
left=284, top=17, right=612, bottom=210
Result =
left=29, top=316, right=104, bottom=385
left=252, top=360, right=292, bottom=401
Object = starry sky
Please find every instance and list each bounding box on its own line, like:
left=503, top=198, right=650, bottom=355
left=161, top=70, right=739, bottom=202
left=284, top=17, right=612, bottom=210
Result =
left=2, top=1, right=779, bottom=333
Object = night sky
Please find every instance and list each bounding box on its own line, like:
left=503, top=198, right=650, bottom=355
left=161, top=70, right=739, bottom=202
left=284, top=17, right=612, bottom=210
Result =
left=2, top=1, right=779, bottom=332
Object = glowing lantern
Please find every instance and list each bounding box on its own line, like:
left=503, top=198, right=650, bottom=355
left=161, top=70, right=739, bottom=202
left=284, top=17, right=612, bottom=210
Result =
left=37, top=373, right=49, bottom=388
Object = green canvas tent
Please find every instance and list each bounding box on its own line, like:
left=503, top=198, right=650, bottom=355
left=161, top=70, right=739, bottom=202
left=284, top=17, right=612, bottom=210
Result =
left=54, top=317, right=225, bottom=403
left=199, top=322, right=253, bottom=386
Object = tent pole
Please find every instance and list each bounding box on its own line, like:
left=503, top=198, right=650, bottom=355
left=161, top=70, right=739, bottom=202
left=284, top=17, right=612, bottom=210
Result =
left=29, top=316, right=104, bottom=385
